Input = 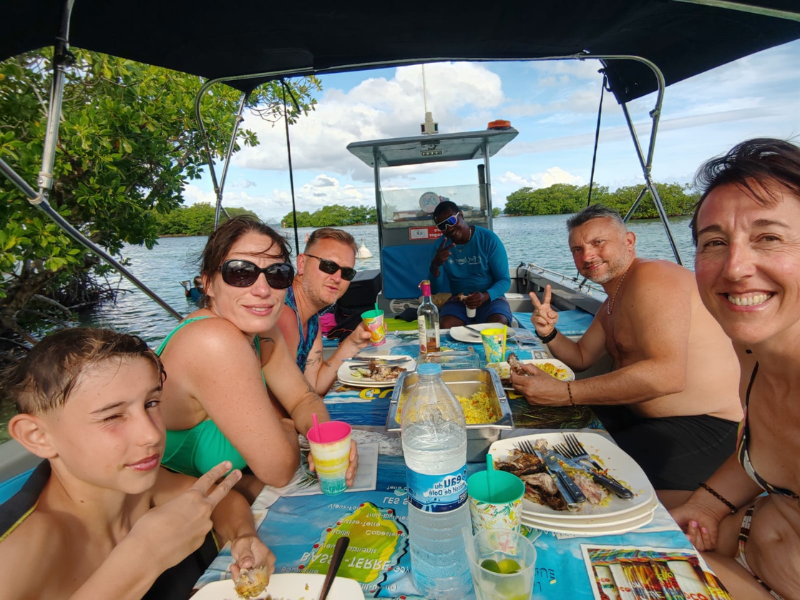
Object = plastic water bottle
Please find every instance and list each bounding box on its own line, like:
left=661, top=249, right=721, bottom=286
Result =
left=401, top=363, right=473, bottom=599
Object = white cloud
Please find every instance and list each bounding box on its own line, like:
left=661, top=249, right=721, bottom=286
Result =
left=232, top=62, right=505, bottom=182
left=498, top=167, right=584, bottom=189
left=231, top=179, right=256, bottom=189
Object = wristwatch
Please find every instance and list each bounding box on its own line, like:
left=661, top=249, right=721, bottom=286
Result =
left=535, top=328, right=557, bottom=344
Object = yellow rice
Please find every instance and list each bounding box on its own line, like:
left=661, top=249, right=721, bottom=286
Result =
left=456, top=391, right=499, bottom=424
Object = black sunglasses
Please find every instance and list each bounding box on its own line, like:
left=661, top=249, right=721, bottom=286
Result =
left=435, top=213, right=460, bottom=232
left=220, top=259, right=294, bottom=289
left=304, top=254, right=357, bottom=281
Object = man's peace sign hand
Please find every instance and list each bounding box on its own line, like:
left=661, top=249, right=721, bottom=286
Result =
left=529, top=285, right=558, bottom=337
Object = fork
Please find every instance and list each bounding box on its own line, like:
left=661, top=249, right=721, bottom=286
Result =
left=514, top=439, right=581, bottom=506
left=560, top=435, right=634, bottom=499
left=515, top=439, right=536, bottom=454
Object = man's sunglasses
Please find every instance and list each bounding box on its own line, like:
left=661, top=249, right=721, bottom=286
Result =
left=435, top=213, right=460, bottom=232
left=304, top=254, right=357, bottom=281
left=220, top=259, right=294, bottom=289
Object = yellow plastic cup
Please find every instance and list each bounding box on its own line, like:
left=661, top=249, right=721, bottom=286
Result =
left=361, top=309, right=386, bottom=346
left=481, top=326, right=507, bottom=363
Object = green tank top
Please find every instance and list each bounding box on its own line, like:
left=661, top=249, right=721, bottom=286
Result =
left=156, top=316, right=266, bottom=478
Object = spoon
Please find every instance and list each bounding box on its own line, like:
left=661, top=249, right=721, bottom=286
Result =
left=318, top=536, right=350, bottom=600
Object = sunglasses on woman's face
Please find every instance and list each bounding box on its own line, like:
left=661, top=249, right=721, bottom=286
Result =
left=304, top=254, right=357, bottom=281
left=435, top=213, right=459, bottom=231
left=220, top=259, right=294, bottom=289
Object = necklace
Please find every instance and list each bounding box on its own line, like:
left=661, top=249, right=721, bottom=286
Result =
left=456, top=226, right=474, bottom=251
left=606, top=266, right=630, bottom=315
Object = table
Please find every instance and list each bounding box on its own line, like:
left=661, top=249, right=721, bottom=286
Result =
left=194, top=331, right=721, bottom=599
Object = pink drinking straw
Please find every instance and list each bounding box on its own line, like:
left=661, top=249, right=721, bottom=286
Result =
left=312, top=413, right=323, bottom=442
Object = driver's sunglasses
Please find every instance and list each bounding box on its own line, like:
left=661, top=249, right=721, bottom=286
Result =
left=435, top=213, right=460, bottom=231
left=304, top=254, right=357, bottom=281
left=220, top=259, right=294, bottom=289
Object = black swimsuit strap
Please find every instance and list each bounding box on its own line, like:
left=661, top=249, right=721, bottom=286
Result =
left=741, top=362, right=799, bottom=501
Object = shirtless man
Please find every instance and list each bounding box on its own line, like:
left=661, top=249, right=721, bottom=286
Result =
left=511, top=204, right=742, bottom=507
left=276, top=228, right=371, bottom=397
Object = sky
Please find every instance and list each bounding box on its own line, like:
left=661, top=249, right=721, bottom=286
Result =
left=183, top=39, right=800, bottom=224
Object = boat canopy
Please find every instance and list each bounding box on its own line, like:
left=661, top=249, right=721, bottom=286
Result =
left=2, top=1, right=799, bottom=104
left=347, top=129, right=518, bottom=168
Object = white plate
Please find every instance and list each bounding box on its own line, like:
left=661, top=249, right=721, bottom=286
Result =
left=192, top=573, right=365, bottom=600
left=522, top=496, right=658, bottom=528
left=522, top=509, right=654, bottom=536
left=489, top=432, right=654, bottom=519
left=336, top=356, right=416, bottom=388
left=449, top=323, right=517, bottom=343
left=487, top=358, right=575, bottom=391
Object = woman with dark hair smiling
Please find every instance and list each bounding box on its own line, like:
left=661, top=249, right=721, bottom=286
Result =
left=156, top=216, right=357, bottom=502
left=671, top=138, right=800, bottom=599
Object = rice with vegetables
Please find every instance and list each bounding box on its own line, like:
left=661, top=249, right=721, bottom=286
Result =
left=456, top=391, right=499, bottom=424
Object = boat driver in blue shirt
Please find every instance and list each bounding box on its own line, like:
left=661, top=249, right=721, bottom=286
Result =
left=428, top=200, right=512, bottom=328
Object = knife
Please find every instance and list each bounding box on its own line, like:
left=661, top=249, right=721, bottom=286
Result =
left=534, top=450, right=586, bottom=509
left=554, top=452, right=635, bottom=500
left=537, top=449, right=586, bottom=504
left=343, top=356, right=407, bottom=364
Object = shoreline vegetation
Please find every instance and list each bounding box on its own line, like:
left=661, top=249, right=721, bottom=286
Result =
left=503, top=182, right=698, bottom=218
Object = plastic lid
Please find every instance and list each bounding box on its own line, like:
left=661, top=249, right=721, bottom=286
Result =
left=417, top=363, right=442, bottom=376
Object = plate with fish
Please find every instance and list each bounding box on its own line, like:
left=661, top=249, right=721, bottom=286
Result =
left=337, top=356, right=416, bottom=388
left=488, top=432, right=654, bottom=519
left=192, top=572, right=365, bottom=599
left=487, top=354, right=575, bottom=390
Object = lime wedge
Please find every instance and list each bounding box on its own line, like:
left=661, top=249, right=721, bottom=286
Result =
left=480, top=559, right=502, bottom=573
left=498, top=558, right=521, bottom=574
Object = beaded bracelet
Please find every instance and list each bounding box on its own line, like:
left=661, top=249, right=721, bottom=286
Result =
left=698, top=482, right=736, bottom=514
left=567, top=382, right=575, bottom=407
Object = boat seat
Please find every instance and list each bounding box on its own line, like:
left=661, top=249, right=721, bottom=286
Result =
left=381, top=245, right=451, bottom=299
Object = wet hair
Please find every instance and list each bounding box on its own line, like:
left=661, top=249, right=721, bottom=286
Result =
left=199, top=216, right=292, bottom=307
left=3, top=328, right=164, bottom=415
left=304, top=228, right=358, bottom=255
left=432, top=200, right=460, bottom=220
left=691, top=138, right=800, bottom=244
left=193, top=276, right=203, bottom=288
left=566, top=204, right=626, bottom=232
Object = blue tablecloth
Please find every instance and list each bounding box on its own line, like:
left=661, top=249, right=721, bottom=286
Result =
left=194, top=333, right=721, bottom=599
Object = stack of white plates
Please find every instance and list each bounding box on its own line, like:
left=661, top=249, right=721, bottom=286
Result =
left=488, top=432, right=657, bottom=536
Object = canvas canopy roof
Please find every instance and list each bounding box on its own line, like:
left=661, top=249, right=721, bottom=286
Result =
left=2, top=0, right=800, bottom=103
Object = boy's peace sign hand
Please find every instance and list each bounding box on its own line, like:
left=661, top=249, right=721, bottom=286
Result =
left=530, top=285, right=559, bottom=337
left=127, top=461, right=242, bottom=571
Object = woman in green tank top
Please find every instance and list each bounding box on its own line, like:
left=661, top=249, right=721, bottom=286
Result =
left=157, top=217, right=358, bottom=502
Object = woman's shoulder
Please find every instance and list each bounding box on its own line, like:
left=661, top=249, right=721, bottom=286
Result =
left=166, top=313, right=254, bottom=356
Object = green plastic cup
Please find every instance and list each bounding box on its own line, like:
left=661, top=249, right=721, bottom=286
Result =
left=468, top=469, right=525, bottom=533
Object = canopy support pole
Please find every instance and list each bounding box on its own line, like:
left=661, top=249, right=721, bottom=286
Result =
left=214, top=92, right=249, bottom=229
left=373, top=149, right=384, bottom=269
left=619, top=100, right=683, bottom=265
left=0, top=0, right=183, bottom=322
left=483, top=140, right=493, bottom=229
left=193, top=82, right=249, bottom=230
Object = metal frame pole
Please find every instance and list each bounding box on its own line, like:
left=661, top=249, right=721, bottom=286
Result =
left=2, top=159, right=183, bottom=320
left=620, top=101, right=683, bottom=265
left=373, top=149, right=384, bottom=259
left=483, top=139, right=493, bottom=231
left=214, top=92, right=250, bottom=229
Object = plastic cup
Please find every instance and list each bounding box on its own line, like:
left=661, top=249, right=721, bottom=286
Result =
left=465, top=529, right=537, bottom=600
left=361, top=309, right=386, bottom=346
left=467, top=470, right=525, bottom=534
left=481, top=327, right=507, bottom=363
left=306, top=421, right=352, bottom=495
left=466, top=306, right=477, bottom=319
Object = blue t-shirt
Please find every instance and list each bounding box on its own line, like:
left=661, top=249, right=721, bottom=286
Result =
left=429, top=226, right=510, bottom=301
left=188, top=288, right=202, bottom=303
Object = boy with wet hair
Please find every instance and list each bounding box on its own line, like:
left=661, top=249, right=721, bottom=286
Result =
left=0, top=327, right=274, bottom=600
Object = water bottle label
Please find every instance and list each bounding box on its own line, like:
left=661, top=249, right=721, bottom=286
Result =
left=406, top=465, right=468, bottom=512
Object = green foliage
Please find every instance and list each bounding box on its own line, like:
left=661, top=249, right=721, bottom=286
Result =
left=282, top=204, right=377, bottom=227
left=152, top=204, right=260, bottom=236
left=0, top=49, right=318, bottom=336
left=492, top=207, right=500, bottom=218
left=503, top=182, right=698, bottom=218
